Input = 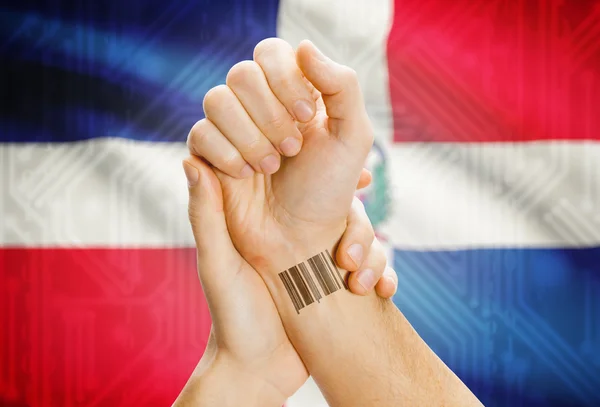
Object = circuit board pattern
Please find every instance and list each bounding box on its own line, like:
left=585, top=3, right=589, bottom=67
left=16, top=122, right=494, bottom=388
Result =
left=1, top=1, right=599, bottom=407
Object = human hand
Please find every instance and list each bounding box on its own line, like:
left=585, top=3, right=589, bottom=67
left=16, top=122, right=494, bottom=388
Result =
left=177, top=158, right=397, bottom=404
left=186, top=38, right=374, bottom=285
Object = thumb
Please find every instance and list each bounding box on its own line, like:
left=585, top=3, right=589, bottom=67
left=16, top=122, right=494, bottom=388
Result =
left=182, top=156, right=245, bottom=294
left=296, top=40, right=370, bottom=134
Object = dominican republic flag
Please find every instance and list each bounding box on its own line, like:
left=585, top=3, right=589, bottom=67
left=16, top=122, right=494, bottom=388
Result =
left=1, top=1, right=599, bottom=406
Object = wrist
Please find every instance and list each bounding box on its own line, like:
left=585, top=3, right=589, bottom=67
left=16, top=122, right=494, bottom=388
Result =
left=213, top=353, right=287, bottom=406
left=257, top=220, right=347, bottom=275
left=175, top=351, right=286, bottom=407
left=261, top=239, right=352, bottom=319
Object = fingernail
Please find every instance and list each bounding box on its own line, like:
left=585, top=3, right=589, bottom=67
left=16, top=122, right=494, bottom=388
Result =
left=259, top=154, right=280, bottom=174
left=294, top=100, right=314, bottom=122
left=182, top=161, right=199, bottom=187
left=280, top=137, right=302, bottom=156
left=357, top=268, right=376, bottom=291
left=346, top=244, right=363, bottom=266
left=240, top=164, right=254, bottom=178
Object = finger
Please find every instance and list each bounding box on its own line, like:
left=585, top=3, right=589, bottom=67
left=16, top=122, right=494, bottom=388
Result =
left=347, top=238, right=387, bottom=296
left=254, top=38, right=316, bottom=123
left=182, top=155, right=246, bottom=295
left=336, top=197, right=374, bottom=272
left=356, top=168, right=372, bottom=190
left=187, top=118, right=254, bottom=179
left=203, top=84, right=281, bottom=175
left=226, top=60, right=303, bottom=157
left=296, top=39, right=364, bottom=120
left=296, top=40, right=372, bottom=148
left=375, top=267, right=398, bottom=299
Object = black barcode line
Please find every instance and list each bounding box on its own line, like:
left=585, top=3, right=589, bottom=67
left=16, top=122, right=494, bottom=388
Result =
left=288, top=265, right=315, bottom=307
left=308, top=256, right=331, bottom=296
left=325, top=250, right=348, bottom=289
left=279, top=250, right=348, bottom=313
left=298, top=262, right=322, bottom=303
left=313, top=253, right=337, bottom=295
left=321, top=252, right=341, bottom=291
left=279, top=270, right=303, bottom=314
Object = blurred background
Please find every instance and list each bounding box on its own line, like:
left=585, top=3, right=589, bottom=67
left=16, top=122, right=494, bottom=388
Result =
left=1, top=0, right=599, bottom=406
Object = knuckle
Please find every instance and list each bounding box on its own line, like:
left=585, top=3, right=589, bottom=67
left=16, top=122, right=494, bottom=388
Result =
left=350, top=198, right=375, bottom=240
left=340, top=66, right=361, bottom=96
left=341, top=66, right=359, bottom=84
left=272, top=75, right=298, bottom=96
left=264, top=113, right=288, bottom=132
left=253, top=37, right=288, bottom=61
left=187, top=119, right=208, bottom=151
left=203, top=84, right=231, bottom=115
left=361, top=232, right=376, bottom=253
left=371, top=239, right=388, bottom=269
left=352, top=196, right=367, bottom=214
left=244, top=136, right=263, bottom=153
left=365, top=222, right=376, bottom=243
left=268, top=76, right=295, bottom=97
left=222, top=149, right=241, bottom=167
left=226, top=60, right=261, bottom=88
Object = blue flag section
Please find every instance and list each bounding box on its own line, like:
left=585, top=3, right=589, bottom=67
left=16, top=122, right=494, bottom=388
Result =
left=0, top=1, right=279, bottom=142
left=395, top=247, right=600, bottom=407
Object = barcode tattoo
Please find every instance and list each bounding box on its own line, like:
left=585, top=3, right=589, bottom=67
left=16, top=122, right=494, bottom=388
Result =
left=279, top=250, right=348, bottom=314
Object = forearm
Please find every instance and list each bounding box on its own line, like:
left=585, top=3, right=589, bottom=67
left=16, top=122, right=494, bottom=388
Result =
left=261, top=239, right=482, bottom=406
left=173, top=337, right=285, bottom=407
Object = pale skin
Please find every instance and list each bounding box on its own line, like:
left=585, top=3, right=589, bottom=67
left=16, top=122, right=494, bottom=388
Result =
left=175, top=38, right=484, bottom=406
left=175, top=179, right=398, bottom=405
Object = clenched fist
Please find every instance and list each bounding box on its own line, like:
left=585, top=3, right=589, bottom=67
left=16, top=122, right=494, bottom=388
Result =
left=186, top=38, right=377, bottom=293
